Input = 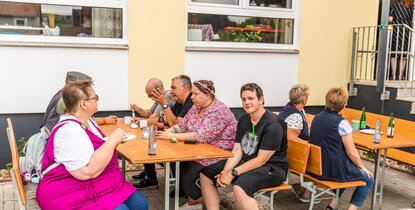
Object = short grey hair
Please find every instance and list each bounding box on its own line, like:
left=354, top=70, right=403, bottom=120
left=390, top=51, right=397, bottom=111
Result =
left=171, top=75, right=192, bottom=90
left=289, top=84, right=310, bottom=105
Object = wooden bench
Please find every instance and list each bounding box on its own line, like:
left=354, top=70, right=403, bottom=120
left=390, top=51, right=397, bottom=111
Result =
left=255, top=139, right=311, bottom=210
left=342, top=108, right=415, bottom=167
left=6, top=118, right=29, bottom=210
left=294, top=143, right=366, bottom=210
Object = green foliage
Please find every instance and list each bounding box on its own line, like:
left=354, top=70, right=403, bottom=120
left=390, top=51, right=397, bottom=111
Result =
left=363, top=151, right=375, bottom=159
left=17, top=137, right=27, bottom=157
left=4, top=137, right=27, bottom=170
left=5, top=162, right=13, bottom=171
left=229, top=30, right=263, bottom=43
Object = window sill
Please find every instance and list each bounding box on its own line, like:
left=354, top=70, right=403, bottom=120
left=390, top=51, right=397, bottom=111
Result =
left=185, top=42, right=299, bottom=54
left=0, top=40, right=128, bottom=49
left=0, top=35, right=128, bottom=49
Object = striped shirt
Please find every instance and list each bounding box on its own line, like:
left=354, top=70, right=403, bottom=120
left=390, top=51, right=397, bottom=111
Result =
left=338, top=119, right=353, bottom=136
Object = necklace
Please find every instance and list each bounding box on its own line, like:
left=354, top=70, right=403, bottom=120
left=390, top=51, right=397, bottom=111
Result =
left=200, top=99, right=214, bottom=110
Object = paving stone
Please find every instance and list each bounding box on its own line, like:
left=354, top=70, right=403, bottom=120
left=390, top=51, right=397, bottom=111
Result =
left=2, top=201, right=14, bottom=210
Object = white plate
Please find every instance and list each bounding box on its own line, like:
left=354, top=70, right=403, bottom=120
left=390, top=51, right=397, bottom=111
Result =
left=124, top=133, right=136, bottom=141
left=130, top=123, right=139, bottom=129
left=359, top=129, right=382, bottom=135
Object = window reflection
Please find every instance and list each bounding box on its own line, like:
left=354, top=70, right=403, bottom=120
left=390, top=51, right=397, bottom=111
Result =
left=187, top=13, right=293, bottom=44
left=0, top=2, right=122, bottom=38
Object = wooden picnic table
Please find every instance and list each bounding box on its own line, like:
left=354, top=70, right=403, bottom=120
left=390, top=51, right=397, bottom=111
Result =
left=100, top=119, right=233, bottom=210
left=306, top=109, right=415, bottom=210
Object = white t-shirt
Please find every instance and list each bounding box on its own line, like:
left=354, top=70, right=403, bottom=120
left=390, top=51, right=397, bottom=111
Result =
left=284, top=109, right=306, bottom=130
left=338, top=119, right=353, bottom=136
left=53, top=115, right=104, bottom=171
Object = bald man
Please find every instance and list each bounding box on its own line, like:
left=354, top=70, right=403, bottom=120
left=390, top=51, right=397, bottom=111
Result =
left=131, top=78, right=175, bottom=125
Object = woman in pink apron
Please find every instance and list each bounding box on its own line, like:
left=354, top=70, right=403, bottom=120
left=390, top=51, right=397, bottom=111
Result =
left=37, top=80, right=148, bottom=210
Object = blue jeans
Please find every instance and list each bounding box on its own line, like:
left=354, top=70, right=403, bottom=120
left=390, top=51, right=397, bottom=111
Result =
left=337, top=169, right=374, bottom=207
left=114, top=190, right=148, bottom=210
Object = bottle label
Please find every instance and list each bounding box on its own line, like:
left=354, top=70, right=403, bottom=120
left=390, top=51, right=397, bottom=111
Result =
left=387, top=127, right=394, bottom=137
left=374, top=133, right=380, bottom=143
left=360, top=121, right=366, bottom=129
left=157, top=122, right=164, bottom=131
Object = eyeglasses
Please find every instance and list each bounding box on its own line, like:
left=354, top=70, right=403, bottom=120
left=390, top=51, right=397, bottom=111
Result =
left=85, top=95, right=99, bottom=101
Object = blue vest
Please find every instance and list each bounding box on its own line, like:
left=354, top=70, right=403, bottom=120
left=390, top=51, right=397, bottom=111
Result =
left=279, top=102, right=309, bottom=141
left=309, top=110, right=361, bottom=182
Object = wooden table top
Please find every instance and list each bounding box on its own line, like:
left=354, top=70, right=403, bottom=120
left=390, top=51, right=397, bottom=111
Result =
left=305, top=111, right=415, bottom=150
left=99, top=119, right=233, bottom=164
left=351, top=131, right=415, bottom=150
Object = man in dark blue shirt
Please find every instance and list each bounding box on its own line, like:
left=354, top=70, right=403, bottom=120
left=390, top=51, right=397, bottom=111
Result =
left=134, top=75, right=193, bottom=189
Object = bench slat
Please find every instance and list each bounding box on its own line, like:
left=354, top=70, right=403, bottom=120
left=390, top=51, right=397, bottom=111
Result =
left=257, top=183, right=292, bottom=192
left=384, top=148, right=415, bottom=167
left=258, top=140, right=310, bottom=194
left=303, top=174, right=366, bottom=190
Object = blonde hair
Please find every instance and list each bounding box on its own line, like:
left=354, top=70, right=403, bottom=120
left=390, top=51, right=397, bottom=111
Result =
left=325, top=87, right=348, bottom=112
left=289, top=84, right=310, bottom=105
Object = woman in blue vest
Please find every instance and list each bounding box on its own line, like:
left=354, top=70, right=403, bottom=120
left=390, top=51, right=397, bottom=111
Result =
left=309, top=87, right=374, bottom=210
left=279, top=84, right=310, bottom=141
left=279, top=84, right=311, bottom=202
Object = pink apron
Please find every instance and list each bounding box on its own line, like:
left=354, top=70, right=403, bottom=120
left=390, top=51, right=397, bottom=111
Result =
left=36, top=119, right=136, bottom=210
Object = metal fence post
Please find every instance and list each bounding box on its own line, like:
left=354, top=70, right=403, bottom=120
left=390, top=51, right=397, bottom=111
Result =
left=349, top=32, right=358, bottom=96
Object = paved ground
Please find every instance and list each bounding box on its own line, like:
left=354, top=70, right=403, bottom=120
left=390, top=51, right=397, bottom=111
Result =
left=1, top=160, right=414, bottom=210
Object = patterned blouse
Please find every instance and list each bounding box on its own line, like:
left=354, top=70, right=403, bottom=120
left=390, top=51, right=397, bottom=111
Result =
left=178, top=99, right=237, bottom=166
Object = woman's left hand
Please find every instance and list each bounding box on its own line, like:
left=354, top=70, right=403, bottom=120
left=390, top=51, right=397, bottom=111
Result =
left=219, top=170, right=234, bottom=187
left=156, top=131, right=172, bottom=140
left=361, top=167, right=373, bottom=178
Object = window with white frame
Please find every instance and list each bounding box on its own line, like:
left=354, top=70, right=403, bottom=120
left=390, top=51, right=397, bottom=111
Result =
left=0, top=0, right=127, bottom=48
left=187, top=0, right=298, bottom=50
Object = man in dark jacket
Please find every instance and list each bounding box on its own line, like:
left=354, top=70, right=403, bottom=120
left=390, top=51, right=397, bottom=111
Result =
left=42, top=71, right=92, bottom=134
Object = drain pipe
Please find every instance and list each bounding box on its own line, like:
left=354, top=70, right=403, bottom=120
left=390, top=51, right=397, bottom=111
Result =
left=410, top=1, right=415, bottom=85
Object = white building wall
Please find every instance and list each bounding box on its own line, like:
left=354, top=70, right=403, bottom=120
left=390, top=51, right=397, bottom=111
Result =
left=185, top=51, right=298, bottom=107
left=0, top=46, right=128, bottom=113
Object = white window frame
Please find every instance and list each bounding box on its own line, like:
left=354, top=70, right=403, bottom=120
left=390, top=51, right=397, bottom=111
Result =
left=0, top=0, right=128, bottom=49
left=14, top=18, right=27, bottom=26
left=186, top=0, right=300, bottom=52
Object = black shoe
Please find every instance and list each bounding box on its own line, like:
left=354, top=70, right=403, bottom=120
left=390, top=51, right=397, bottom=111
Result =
left=132, top=171, right=147, bottom=180
left=134, top=178, right=158, bottom=189
left=169, top=188, right=186, bottom=198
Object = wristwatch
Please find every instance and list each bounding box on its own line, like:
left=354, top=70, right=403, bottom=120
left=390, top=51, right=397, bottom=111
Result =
left=231, top=168, right=239, bottom=177
left=163, top=103, right=171, bottom=109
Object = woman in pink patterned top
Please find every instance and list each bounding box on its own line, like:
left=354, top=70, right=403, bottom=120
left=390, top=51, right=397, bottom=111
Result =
left=157, top=80, right=237, bottom=210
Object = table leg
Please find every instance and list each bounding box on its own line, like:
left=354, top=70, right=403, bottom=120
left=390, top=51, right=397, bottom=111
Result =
left=371, top=149, right=381, bottom=210
left=174, top=162, right=180, bottom=210
left=378, top=149, right=388, bottom=209
left=165, top=163, right=171, bottom=210
left=122, top=157, right=126, bottom=179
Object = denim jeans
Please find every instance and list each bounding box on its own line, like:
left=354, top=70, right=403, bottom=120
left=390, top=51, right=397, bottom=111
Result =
left=337, top=169, right=374, bottom=207
left=114, top=190, right=148, bottom=210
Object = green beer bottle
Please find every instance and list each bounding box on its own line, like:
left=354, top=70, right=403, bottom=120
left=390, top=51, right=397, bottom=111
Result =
left=387, top=113, right=394, bottom=138
left=359, top=107, right=366, bottom=130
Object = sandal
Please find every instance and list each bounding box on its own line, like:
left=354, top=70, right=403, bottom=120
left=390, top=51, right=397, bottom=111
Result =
left=326, top=205, right=337, bottom=210
left=291, top=183, right=303, bottom=198
left=326, top=205, right=335, bottom=210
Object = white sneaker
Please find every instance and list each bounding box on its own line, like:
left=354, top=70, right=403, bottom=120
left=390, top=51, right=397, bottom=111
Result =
left=179, top=202, right=203, bottom=210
